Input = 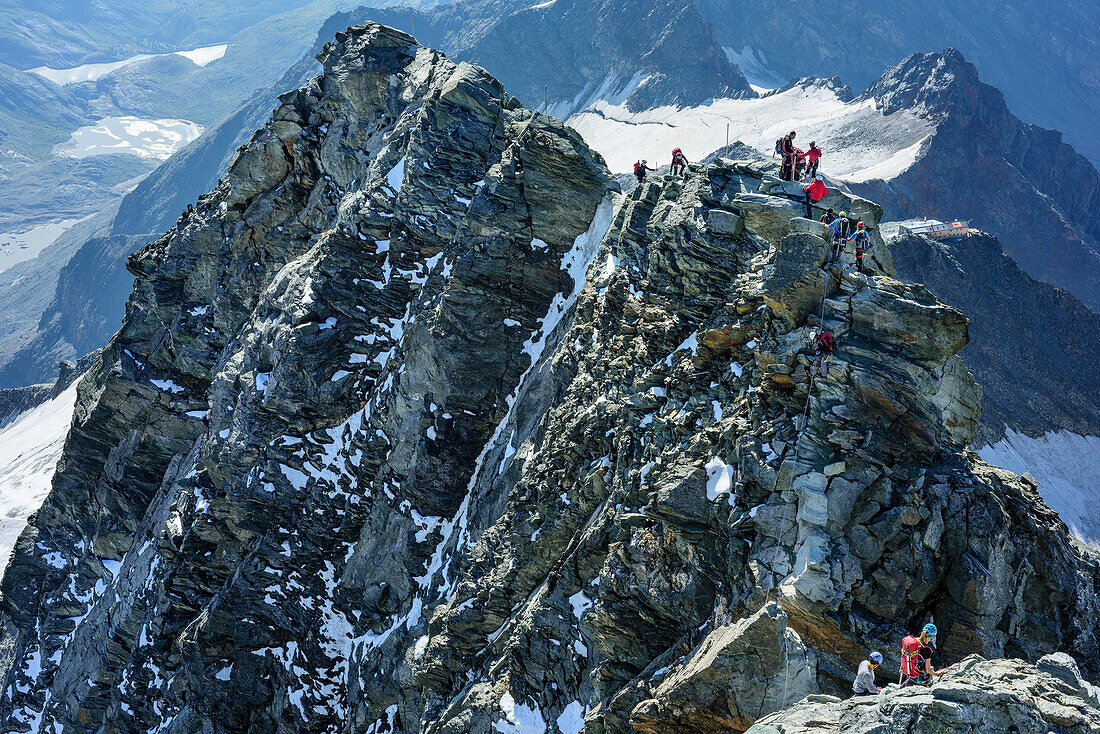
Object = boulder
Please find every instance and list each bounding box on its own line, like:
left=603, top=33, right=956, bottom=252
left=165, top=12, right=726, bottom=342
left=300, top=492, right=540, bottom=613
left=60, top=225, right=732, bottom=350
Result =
left=707, top=208, right=744, bottom=237
left=630, top=603, right=819, bottom=733
left=761, top=233, right=829, bottom=326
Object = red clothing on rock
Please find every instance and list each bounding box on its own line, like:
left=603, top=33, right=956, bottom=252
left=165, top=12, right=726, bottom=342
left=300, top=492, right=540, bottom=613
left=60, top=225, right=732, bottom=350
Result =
left=803, top=179, right=828, bottom=201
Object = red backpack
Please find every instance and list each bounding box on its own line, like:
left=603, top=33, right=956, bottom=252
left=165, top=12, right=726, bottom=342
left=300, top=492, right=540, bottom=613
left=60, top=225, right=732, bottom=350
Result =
left=901, top=635, right=923, bottom=678
left=819, top=332, right=835, bottom=353
left=672, top=147, right=682, bottom=157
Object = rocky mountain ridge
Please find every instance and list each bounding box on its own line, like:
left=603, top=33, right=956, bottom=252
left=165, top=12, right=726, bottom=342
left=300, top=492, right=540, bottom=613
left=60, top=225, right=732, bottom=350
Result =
left=747, top=653, right=1100, bottom=733
left=0, top=24, right=1097, bottom=734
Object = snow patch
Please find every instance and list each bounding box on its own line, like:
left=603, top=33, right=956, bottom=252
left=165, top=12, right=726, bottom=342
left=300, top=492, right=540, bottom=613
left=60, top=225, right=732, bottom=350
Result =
left=56, top=116, right=202, bottom=160
left=387, top=157, right=406, bottom=193
left=567, top=85, right=935, bottom=179
left=29, top=44, right=228, bottom=85
left=705, top=456, right=735, bottom=505
left=978, top=430, right=1100, bottom=547
left=568, top=590, right=592, bottom=620
left=0, top=382, right=79, bottom=562
left=556, top=701, right=586, bottom=734
left=494, top=692, right=547, bottom=734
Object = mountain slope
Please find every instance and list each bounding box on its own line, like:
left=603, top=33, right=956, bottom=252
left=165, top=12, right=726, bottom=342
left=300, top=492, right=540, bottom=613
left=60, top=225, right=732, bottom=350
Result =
left=1, top=24, right=1096, bottom=733
left=851, top=50, right=1100, bottom=313
left=887, top=228, right=1100, bottom=445
left=0, top=8, right=375, bottom=390
left=693, top=0, right=1100, bottom=168
left=356, top=0, right=754, bottom=117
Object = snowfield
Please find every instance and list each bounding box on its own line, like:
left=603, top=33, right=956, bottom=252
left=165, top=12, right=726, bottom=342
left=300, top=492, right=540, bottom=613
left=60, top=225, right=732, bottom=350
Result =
left=55, top=116, right=203, bottom=160
left=0, top=383, right=78, bottom=565
left=567, top=84, right=934, bottom=181
left=978, top=431, right=1100, bottom=548
left=28, top=43, right=229, bottom=85
left=0, top=216, right=91, bottom=274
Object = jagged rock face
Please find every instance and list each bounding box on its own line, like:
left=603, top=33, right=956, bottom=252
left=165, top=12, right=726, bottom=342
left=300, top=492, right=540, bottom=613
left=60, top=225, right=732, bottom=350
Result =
left=746, top=654, right=1100, bottom=734
left=0, top=23, right=615, bottom=731
left=1, top=24, right=1098, bottom=734
left=854, top=50, right=1100, bottom=313
left=888, top=228, right=1100, bottom=443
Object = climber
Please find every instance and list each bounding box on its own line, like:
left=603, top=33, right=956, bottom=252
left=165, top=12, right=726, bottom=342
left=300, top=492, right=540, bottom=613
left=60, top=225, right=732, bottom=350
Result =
left=813, top=329, right=835, bottom=378
left=829, top=212, right=852, bottom=264
left=779, top=131, right=796, bottom=180
left=852, top=221, right=870, bottom=273
left=802, top=174, right=828, bottom=218
left=820, top=208, right=836, bottom=226
left=806, top=141, right=822, bottom=179
left=901, top=623, right=941, bottom=686
left=671, top=148, right=688, bottom=176
left=633, top=160, right=655, bottom=184
left=852, top=651, right=884, bottom=695
left=796, top=149, right=810, bottom=181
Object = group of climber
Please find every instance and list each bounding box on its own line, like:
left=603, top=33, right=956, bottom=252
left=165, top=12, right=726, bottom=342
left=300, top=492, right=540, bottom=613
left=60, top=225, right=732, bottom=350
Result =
left=776, top=131, right=821, bottom=182
left=632, top=148, right=690, bottom=184
left=820, top=209, right=872, bottom=273
left=851, top=623, right=942, bottom=696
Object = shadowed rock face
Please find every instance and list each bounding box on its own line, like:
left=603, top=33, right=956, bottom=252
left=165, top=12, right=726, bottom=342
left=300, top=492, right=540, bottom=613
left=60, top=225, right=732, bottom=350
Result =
left=0, top=23, right=1098, bottom=734
left=888, top=228, right=1100, bottom=444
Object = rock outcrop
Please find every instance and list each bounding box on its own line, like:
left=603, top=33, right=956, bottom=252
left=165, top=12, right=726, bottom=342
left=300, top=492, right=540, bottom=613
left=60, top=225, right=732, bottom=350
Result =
left=747, top=654, right=1100, bottom=734
left=0, top=23, right=1097, bottom=734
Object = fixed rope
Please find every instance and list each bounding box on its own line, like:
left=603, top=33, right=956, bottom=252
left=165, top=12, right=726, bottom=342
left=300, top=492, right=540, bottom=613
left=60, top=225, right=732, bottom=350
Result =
left=772, top=259, right=832, bottom=708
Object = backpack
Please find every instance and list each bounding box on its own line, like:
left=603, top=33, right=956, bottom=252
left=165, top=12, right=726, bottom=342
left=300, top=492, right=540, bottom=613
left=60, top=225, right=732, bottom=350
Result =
left=819, top=332, right=835, bottom=353
left=634, top=161, right=641, bottom=175
left=672, top=147, right=682, bottom=157
left=774, top=138, right=784, bottom=155
left=901, top=635, right=923, bottom=678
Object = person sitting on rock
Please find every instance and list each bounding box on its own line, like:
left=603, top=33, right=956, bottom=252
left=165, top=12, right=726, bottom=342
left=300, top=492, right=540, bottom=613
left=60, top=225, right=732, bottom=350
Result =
left=670, top=148, right=688, bottom=176
left=820, top=208, right=836, bottom=226
left=852, top=651, right=883, bottom=696
left=633, top=159, right=655, bottom=184
left=901, top=623, right=940, bottom=686
left=829, top=212, right=852, bottom=264
left=852, top=222, right=870, bottom=273
left=802, top=175, right=828, bottom=219
left=813, top=330, right=835, bottom=378
left=806, top=141, right=822, bottom=179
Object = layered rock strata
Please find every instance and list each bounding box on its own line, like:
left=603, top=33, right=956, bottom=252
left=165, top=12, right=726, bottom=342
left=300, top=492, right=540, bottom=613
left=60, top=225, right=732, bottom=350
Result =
left=0, top=23, right=1097, bottom=734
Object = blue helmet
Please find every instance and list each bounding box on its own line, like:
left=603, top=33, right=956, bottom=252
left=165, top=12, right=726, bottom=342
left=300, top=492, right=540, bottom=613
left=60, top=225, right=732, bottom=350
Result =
left=870, top=651, right=883, bottom=664
left=923, top=623, right=938, bottom=637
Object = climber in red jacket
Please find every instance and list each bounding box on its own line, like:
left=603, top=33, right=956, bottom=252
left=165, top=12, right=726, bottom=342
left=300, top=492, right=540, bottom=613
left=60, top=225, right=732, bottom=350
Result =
left=802, top=175, right=828, bottom=218
left=671, top=148, right=688, bottom=176
left=806, top=141, right=822, bottom=179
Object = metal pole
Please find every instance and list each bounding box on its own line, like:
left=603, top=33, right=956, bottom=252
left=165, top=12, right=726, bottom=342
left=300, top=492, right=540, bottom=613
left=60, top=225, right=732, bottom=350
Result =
left=544, top=84, right=548, bottom=114
left=410, top=11, right=415, bottom=38
left=457, top=39, right=461, bottom=63
left=726, top=123, right=729, bottom=149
